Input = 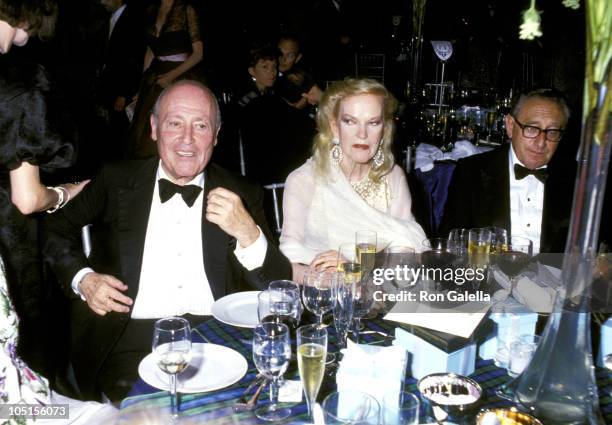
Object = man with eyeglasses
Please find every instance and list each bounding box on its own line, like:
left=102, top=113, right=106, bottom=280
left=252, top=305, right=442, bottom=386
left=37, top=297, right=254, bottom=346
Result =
left=439, top=88, right=573, bottom=255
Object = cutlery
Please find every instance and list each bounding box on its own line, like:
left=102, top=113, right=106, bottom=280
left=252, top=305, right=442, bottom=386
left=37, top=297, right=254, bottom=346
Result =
left=233, top=375, right=267, bottom=412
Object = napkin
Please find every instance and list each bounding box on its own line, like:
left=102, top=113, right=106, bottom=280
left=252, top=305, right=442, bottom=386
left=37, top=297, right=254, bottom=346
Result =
left=492, top=263, right=558, bottom=313
left=415, top=141, right=490, bottom=171
left=336, top=340, right=407, bottom=403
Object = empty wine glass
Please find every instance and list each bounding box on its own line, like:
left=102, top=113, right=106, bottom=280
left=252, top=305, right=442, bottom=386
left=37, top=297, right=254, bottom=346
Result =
left=448, top=228, right=469, bottom=255
left=297, top=324, right=328, bottom=421
left=152, top=317, right=192, bottom=419
left=253, top=322, right=292, bottom=421
left=302, top=270, right=335, bottom=326
left=258, top=283, right=301, bottom=329
left=322, top=390, right=380, bottom=424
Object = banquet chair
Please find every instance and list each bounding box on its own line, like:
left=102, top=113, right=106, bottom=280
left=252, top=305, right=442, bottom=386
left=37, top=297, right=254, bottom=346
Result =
left=263, top=183, right=285, bottom=235
left=354, top=53, right=385, bottom=83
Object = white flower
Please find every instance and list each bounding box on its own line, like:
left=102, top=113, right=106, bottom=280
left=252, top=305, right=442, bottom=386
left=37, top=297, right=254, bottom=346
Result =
left=520, top=4, right=543, bottom=40
left=562, top=0, right=580, bottom=10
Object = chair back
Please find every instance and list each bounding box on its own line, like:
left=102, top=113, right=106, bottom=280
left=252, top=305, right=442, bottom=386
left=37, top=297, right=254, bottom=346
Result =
left=354, top=53, right=386, bottom=82
left=263, top=183, right=285, bottom=234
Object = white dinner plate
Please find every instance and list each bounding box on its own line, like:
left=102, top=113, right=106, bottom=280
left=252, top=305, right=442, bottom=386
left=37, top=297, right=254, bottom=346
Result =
left=211, top=291, right=260, bottom=328
left=138, top=343, right=247, bottom=393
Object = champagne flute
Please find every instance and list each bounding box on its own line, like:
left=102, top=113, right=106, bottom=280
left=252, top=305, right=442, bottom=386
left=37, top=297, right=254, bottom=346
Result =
left=384, top=246, right=416, bottom=288
left=252, top=322, right=292, bottom=421
left=355, top=230, right=377, bottom=275
left=332, top=272, right=354, bottom=351
left=152, top=317, right=192, bottom=419
left=337, top=243, right=361, bottom=278
left=297, top=324, right=328, bottom=421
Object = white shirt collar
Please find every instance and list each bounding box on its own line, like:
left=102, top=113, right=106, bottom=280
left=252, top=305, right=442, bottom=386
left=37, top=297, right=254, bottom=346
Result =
left=109, top=4, right=127, bottom=39
left=509, top=143, right=547, bottom=178
left=157, top=161, right=205, bottom=189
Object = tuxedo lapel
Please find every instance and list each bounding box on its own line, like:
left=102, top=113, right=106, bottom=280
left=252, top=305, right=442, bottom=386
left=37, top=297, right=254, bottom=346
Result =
left=117, top=159, right=157, bottom=301
left=202, top=166, right=230, bottom=300
left=479, top=147, right=511, bottom=231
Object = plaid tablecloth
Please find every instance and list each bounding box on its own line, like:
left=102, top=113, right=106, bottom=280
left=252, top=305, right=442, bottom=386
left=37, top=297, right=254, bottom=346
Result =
left=119, top=317, right=612, bottom=424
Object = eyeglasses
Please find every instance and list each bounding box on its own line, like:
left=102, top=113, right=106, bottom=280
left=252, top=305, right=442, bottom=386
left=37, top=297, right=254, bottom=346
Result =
left=511, top=115, right=564, bottom=142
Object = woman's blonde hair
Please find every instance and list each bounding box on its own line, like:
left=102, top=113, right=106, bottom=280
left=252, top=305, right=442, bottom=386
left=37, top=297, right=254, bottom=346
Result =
left=312, top=78, right=397, bottom=182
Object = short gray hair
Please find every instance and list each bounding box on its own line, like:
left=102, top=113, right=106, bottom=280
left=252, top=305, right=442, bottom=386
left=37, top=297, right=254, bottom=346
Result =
left=152, top=80, right=222, bottom=131
left=512, top=88, right=570, bottom=125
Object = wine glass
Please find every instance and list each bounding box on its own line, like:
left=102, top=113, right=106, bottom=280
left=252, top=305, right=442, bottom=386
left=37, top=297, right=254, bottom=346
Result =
left=269, top=280, right=303, bottom=325
left=332, top=271, right=355, bottom=351
left=152, top=317, right=192, bottom=419
left=448, top=228, right=469, bottom=255
left=303, top=270, right=335, bottom=326
left=322, top=390, right=381, bottom=424
left=468, top=228, right=492, bottom=268
left=258, top=286, right=301, bottom=329
left=384, top=246, right=417, bottom=288
left=297, top=324, right=328, bottom=421
left=252, top=322, right=292, bottom=421
left=496, top=236, right=533, bottom=290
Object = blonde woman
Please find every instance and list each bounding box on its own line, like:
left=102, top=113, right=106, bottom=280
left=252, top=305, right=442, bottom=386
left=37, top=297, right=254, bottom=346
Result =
left=280, top=78, right=426, bottom=281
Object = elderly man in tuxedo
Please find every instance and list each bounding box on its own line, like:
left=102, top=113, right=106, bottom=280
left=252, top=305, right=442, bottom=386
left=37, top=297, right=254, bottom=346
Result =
left=43, top=80, right=291, bottom=401
left=439, top=88, right=572, bottom=254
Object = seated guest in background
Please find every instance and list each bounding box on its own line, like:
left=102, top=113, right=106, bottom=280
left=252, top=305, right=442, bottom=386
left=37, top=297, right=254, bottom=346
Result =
left=280, top=78, right=426, bottom=281
left=43, top=80, right=291, bottom=401
left=276, top=33, right=322, bottom=110
left=128, top=0, right=203, bottom=159
left=238, top=44, right=278, bottom=108
left=1, top=3, right=117, bottom=421
left=238, top=45, right=313, bottom=186
left=438, top=88, right=572, bottom=254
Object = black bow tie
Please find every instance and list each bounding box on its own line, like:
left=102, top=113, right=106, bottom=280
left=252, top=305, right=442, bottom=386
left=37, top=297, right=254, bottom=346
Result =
left=514, top=164, right=548, bottom=183
left=158, top=178, right=202, bottom=207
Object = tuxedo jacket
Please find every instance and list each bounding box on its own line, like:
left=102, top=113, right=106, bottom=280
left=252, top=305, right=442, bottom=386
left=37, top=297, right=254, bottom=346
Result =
left=42, top=159, right=291, bottom=398
left=99, top=4, right=145, bottom=104
left=438, top=145, right=575, bottom=254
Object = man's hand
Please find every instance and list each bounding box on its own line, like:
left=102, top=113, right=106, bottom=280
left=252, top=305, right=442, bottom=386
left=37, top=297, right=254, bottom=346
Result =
left=79, top=272, right=133, bottom=316
left=205, top=187, right=260, bottom=247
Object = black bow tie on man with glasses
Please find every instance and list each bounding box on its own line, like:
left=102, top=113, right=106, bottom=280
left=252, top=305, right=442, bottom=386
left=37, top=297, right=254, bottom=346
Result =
left=158, top=178, right=202, bottom=207
left=514, top=164, right=548, bottom=183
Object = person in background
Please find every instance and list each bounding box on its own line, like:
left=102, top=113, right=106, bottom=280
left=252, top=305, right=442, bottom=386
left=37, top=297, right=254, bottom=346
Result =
left=276, top=33, right=322, bottom=110
left=280, top=78, right=426, bottom=282
left=127, top=0, right=203, bottom=158
left=43, top=80, right=291, bottom=402
left=0, top=1, right=117, bottom=421
left=438, top=88, right=573, bottom=255
left=97, top=0, right=145, bottom=160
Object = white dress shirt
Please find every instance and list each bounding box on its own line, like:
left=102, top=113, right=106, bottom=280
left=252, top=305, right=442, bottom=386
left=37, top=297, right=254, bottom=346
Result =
left=508, top=147, right=545, bottom=254
left=108, top=4, right=126, bottom=39
left=72, top=162, right=268, bottom=318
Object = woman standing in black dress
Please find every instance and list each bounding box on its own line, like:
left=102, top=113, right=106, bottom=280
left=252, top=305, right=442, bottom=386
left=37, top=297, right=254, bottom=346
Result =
left=128, top=0, right=203, bottom=158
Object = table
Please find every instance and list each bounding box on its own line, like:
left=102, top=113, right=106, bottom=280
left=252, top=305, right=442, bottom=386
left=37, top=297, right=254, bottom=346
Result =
left=120, top=317, right=612, bottom=424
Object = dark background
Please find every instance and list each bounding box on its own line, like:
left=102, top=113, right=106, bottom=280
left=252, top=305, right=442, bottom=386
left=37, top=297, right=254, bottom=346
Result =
left=6, top=0, right=586, bottom=177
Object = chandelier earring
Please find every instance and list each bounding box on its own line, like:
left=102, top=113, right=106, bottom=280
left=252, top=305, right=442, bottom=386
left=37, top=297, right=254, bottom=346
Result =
left=373, top=141, right=384, bottom=168
left=330, top=137, right=343, bottom=165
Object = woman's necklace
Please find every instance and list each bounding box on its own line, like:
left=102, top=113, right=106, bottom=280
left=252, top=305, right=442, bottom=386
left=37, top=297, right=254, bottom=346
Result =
left=350, top=174, right=390, bottom=212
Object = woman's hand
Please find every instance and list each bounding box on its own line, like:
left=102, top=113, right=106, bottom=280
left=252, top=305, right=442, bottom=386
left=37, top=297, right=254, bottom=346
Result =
left=309, top=250, right=339, bottom=271
left=156, top=72, right=175, bottom=88
left=61, top=180, right=90, bottom=204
